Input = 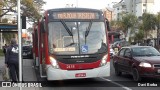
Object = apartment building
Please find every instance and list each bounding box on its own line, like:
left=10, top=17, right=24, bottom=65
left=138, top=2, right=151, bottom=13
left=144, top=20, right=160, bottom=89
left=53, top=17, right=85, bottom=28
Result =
left=113, top=0, right=126, bottom=20
left=113, top=0, right=154, bottom=20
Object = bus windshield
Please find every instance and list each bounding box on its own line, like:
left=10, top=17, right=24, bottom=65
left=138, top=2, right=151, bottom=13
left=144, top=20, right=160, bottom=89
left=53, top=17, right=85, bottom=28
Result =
left=48, top=21, right=107, bottom=55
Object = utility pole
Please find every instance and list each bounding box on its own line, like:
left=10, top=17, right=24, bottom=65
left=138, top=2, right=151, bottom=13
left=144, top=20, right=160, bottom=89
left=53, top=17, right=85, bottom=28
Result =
left=17, top=0, right=22, bottom=90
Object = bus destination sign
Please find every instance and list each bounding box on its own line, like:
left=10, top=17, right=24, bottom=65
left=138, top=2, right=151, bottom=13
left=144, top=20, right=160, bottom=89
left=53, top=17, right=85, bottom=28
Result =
left=53, top=12, right=99, bottom=19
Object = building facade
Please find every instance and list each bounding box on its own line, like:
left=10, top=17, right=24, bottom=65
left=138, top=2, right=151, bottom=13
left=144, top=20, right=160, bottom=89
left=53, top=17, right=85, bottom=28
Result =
left=113, top=0, right=126, bottom=20
left=102, top=7, right=114, bottom=22
left=113, top=0, right=154, bottom=20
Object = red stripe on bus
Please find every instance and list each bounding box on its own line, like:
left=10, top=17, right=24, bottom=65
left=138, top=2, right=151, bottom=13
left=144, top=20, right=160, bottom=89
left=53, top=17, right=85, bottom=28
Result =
left=58, top=60, right=101, bottom=70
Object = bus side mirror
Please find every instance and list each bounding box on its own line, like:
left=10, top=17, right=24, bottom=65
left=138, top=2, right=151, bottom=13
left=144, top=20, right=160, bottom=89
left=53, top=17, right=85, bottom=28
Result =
left=105, top=18, right=110, bottom=31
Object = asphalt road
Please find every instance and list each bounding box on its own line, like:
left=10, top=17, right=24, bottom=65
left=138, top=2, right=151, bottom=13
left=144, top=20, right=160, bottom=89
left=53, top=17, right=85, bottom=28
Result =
left=1, top=57, right=158, bottom=90
left=32, top=58, right=160, bottom=90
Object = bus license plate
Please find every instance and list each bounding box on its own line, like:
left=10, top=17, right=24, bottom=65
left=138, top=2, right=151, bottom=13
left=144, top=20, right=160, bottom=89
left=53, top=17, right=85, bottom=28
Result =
left=75, top=73, right=86, bottom=77
left=158, top=69, right=160, bottom=73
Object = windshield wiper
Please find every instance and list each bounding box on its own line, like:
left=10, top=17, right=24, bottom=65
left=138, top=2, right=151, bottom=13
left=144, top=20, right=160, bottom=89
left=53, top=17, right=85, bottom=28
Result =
left=65, top=42, right=76, bottom=47
left=60, top=20, right=73, bottom=36
left=134, top=55, right=145, bottom=57
left=85, top=21, right=92, bottom=44
left=60, top=20, right=75, bottom=47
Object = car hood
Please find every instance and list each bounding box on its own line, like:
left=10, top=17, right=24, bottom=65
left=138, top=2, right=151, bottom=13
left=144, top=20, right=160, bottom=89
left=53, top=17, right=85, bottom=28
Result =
left=133, top=56, right=160, bottom=64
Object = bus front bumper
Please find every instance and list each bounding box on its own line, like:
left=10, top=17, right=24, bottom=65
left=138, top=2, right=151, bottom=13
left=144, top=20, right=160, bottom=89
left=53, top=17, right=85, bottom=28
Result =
left=46, top=62, right=110, bottom=80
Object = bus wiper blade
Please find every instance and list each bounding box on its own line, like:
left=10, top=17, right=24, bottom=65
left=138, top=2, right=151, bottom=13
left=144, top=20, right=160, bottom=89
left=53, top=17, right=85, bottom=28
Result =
left=60, top=20, right=73, bottom=36
left=65, top=43, right=76, bottom=47
left=85, top=21, right=92, bottom=37
left=85, top=21, right=92, bottom=44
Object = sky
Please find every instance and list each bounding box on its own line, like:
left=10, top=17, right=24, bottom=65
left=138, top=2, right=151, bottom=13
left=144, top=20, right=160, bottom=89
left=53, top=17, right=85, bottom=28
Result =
left=43, top=0, right=160, bottom=13
left=43, top=0, right=121, bottom=10
left=26, top=0, right=160, bottom=32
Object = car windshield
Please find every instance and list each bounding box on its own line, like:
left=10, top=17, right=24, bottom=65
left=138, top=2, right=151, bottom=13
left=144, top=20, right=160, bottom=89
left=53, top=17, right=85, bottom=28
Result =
left=132, top=47, right=160, bottom=57
left=48, top=21, right=107, bottom=55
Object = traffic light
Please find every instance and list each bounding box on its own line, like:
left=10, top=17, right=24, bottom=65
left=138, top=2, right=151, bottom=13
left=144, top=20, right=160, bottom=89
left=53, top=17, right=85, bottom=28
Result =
left=21, top=16, right=26, bottom=29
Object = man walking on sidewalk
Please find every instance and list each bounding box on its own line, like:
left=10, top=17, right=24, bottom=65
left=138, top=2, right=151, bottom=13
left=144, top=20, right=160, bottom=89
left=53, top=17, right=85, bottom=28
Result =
left=3, top=44, right=8, bottom=58
left=5, top=38, right=19, bottom=82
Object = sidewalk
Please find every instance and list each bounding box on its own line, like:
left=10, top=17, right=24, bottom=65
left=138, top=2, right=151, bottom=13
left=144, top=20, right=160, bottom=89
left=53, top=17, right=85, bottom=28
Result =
left=0, top=56, right=40, bottom=90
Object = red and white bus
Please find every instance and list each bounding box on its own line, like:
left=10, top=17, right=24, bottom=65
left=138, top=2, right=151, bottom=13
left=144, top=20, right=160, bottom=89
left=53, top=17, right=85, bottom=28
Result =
left=32, top=8, right=110, bottom=80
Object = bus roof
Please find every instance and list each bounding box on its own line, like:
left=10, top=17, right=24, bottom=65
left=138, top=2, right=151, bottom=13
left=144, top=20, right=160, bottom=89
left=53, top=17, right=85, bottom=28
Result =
left=44, top=8, right=105, bottom=21
left=46, top=8, right=103, bottom=13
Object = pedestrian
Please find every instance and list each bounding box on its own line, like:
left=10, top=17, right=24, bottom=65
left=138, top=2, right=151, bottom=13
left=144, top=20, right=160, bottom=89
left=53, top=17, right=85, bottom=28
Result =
left=5, top=38, right=19, bottom=82
left=3, top=44, right=8, bottom=59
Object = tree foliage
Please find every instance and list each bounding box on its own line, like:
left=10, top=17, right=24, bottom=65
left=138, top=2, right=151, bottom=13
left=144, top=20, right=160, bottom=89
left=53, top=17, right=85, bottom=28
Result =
left=120, top=13, right=138, bottom=33
left=0, top=0, right=46, bottom=43
left=134, top=29, right=144, bottom=43
left=0, top=0, right=46, bottom=20
left=2, top=32, right=16, bottom=44
left=142, top=13, right=156, bottom=31
left=156, top=12, right=160, bottom=28
left=141, top=13, right=156, bottom=39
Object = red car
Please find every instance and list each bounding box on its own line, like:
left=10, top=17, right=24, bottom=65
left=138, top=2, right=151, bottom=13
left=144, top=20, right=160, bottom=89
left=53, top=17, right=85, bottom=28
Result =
left=113, top=46, right=160, bottom=81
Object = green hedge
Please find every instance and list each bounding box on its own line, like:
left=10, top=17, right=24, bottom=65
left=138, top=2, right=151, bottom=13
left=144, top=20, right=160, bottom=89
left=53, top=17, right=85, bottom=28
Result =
left=0, top=49, right=4, bottom=56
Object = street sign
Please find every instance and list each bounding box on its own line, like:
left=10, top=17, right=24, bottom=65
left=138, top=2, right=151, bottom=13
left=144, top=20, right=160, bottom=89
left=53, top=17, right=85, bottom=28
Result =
left=0, top=24, right=17, bottom=30
left=81, top=45, right=88, bottom=53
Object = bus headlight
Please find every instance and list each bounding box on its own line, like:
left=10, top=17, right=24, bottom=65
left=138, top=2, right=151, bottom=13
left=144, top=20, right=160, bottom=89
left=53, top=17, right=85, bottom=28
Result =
left=100, top=54, right=108, bottom=66
left=49, top=56, right=59, bottom=69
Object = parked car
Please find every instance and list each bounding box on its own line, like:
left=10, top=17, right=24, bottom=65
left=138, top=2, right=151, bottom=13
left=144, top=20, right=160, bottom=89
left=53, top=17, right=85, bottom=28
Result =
left=112, top=40, right=129, bottom=50
left=113, top=46, right=160, bottom=81
left=22, top=45, right=33, bottom=59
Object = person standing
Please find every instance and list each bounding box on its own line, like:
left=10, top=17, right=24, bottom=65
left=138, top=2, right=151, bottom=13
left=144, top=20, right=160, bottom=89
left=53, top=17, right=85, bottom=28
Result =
left=3, top=44, right=8, bottom=59
left=5, top=38, right=19, bottom=82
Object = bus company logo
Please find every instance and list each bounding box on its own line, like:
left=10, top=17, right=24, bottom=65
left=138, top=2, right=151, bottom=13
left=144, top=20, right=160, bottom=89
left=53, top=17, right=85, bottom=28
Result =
left=2, top=82, right=11, bottom=87
left=71, top=55, right=89, bottom=58
left=1, top=82, right=42, bottom=87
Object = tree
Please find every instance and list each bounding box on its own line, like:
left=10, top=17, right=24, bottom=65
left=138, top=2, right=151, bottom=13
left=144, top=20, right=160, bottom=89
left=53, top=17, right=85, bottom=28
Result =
left=155, top=12, right=160, bottom=45
left=110, top=20, right=124, bottom=31
left=121, top=13, right=138, bottom=33
left=134, top=29, right=144, bottom=45
left=120, top=13, right=138, bottom=41
left=2, top=32, right=16, bottom=44
left=0, top=0, right=45, bottom=44
left=142, top=13, right=156, bottom=40
left=0, top=0, right=46, bottom=20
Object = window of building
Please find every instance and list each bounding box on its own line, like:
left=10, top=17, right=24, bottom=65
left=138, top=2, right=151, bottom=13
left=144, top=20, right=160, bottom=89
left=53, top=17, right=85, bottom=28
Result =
left=143, top=9, right=146, bottom=13
left=143, top=4, right=146, bottom=6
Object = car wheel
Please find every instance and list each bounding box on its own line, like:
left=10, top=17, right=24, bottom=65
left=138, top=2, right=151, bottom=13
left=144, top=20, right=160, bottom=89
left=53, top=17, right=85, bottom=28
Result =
left=132, top=68, right=141, bottom=81
left=114, top=64, right=122, bottom=76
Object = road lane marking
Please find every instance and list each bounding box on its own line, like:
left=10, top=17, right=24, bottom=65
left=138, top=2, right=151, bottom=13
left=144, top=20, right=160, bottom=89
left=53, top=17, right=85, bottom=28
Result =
left=100, top=77, right=132, bottom=90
